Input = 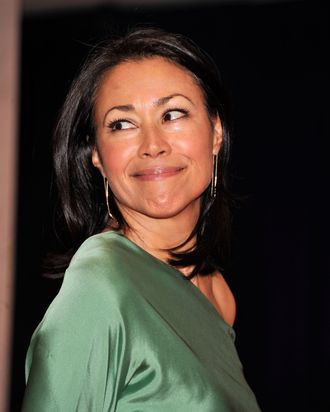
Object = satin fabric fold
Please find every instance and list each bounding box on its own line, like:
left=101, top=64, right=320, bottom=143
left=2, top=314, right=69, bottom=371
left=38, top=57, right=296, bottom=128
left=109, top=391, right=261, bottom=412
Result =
left=22, top=231, right=260, bottom=411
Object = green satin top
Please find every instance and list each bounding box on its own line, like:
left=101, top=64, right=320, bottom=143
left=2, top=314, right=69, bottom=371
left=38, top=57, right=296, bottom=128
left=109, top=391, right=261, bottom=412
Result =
left=22, top=231, right=260, bottom=411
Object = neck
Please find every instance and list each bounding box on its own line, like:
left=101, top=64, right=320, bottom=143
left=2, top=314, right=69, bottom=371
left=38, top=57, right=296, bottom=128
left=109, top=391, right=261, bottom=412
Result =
left=118, top=204, right=200, bottom=265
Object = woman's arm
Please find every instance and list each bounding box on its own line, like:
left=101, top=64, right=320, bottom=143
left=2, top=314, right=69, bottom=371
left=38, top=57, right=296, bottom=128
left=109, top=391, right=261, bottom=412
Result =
left=22, top=250, right=127, bottom=411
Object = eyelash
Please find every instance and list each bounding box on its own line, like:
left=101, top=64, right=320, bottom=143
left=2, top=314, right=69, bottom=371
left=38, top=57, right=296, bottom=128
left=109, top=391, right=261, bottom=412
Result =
left=106, top=107, right=189, bottom=131
left=106, top=118, right=130, bottom=131
left=162, top=107, right=189, bottom=121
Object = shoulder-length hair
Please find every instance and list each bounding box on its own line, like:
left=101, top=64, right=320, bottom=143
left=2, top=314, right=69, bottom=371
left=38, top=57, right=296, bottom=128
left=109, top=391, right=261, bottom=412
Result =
left=49, top=27, right=233, bottom=278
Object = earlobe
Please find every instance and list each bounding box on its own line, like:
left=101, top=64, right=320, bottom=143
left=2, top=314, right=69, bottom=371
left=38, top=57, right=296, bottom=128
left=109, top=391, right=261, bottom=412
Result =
left=212, top=115, right=223, bottom=155
left=91, top=147, right=105, bottom=176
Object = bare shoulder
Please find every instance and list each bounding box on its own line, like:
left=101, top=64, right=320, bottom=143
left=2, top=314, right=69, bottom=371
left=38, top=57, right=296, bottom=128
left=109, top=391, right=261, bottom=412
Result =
left=191, top=271, right=236, bottom=327
left=211, top=272, right=236, bottom=327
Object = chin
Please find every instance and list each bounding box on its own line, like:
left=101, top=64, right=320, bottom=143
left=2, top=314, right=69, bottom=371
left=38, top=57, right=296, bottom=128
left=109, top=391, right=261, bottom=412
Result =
left=141, top=196, right=201, bottom=220
left=144, top=210, right=184, bottom=220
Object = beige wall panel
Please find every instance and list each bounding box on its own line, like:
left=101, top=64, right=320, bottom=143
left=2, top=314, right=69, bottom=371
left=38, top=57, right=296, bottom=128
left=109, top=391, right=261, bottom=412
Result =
left=0, top=0, right=20, bottom=410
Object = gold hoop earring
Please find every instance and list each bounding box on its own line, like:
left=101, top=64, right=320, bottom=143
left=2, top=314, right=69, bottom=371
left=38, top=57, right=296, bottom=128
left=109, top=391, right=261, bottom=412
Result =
left=210, top=154, right=218, bottom=199
left=103, top=176, right=114, bottom=219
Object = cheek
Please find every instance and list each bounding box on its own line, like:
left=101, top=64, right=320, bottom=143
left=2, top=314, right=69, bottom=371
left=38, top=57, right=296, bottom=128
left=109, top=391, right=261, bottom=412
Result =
left=99, top=142, right=133, bottom=178
left=177, top=126, right=214, bottom=166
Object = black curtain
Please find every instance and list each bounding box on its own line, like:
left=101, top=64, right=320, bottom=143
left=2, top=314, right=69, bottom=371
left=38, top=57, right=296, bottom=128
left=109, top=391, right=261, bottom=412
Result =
left=12, top=1, right=329, bottom=411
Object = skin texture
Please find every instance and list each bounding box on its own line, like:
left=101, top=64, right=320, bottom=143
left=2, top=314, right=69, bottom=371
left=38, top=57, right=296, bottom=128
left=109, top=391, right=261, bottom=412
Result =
left=92, top=57, right=235, bottom=326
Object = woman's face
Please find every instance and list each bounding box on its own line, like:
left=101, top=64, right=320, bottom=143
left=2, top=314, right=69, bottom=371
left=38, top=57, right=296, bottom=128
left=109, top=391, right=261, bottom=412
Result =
left=92, top=57, right=222, bottom=221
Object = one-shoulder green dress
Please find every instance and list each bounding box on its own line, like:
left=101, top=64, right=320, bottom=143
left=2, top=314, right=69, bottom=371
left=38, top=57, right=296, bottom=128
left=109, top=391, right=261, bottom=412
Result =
left=22, top=231, right=261, bottom=411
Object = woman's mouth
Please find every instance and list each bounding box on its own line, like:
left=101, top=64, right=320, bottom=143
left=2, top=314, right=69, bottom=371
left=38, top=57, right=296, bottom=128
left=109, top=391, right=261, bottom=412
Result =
left=132, top=166, right=185, bottom=181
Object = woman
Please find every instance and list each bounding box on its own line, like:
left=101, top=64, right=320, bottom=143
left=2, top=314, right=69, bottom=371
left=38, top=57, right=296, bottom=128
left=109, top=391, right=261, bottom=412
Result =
left=22, top=27, right=261, bottom=411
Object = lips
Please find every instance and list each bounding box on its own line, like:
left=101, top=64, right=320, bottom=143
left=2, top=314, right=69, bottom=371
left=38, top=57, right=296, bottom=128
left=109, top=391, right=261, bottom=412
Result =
left=132, top=166, right=185, bottom=181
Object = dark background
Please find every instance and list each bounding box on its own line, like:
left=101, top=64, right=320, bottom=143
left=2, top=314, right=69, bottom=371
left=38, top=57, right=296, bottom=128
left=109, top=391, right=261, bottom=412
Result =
left=11, top=1, right=329, bottom=411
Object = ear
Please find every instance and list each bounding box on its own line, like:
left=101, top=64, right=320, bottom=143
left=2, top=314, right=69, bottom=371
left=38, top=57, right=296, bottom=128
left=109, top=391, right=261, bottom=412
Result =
left=91, top=146, right=105, bottom=176
left=212, top=114, right=223, bottom=155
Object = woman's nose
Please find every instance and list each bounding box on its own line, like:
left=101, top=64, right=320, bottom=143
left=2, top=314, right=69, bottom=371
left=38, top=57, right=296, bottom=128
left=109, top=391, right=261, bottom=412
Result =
left=138, top=126, right=172, bottom=158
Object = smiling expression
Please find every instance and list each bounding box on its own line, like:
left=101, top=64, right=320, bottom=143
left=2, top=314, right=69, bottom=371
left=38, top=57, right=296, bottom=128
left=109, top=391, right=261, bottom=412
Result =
left=92, top=57, right=222, bottom=222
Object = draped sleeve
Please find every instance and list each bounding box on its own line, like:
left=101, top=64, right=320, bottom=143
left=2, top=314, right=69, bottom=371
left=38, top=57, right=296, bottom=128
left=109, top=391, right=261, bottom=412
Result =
left=22, top=238, right=131, bottom=411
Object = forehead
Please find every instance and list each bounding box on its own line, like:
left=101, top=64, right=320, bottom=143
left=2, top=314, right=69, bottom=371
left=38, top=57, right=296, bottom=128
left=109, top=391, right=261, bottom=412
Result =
left=95, top=56, right=204, bottom=104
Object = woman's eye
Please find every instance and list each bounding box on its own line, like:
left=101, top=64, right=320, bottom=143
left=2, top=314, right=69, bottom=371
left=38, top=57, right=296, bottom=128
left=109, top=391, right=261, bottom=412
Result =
left=163, top=109, right=188, bottom=122
left=108, top=120, right=134, bottom=131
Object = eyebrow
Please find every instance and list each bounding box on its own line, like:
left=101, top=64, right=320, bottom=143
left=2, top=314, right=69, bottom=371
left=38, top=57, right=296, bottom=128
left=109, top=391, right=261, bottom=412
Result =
left=155, top=93, right=193, bottom=106
left=102, top=93, right=193, bottom=125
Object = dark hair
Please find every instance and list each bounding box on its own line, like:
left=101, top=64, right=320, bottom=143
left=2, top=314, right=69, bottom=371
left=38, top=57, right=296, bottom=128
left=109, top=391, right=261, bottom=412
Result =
left=48, top=27, right=233, bottom=278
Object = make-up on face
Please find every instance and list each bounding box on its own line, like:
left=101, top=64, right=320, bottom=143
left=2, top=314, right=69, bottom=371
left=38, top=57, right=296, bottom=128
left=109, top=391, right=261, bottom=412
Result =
left=92, top=56, right=222, bottom=224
